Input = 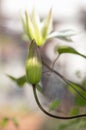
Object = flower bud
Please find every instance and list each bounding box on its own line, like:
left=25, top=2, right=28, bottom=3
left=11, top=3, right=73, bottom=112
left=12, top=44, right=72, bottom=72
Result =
left=26, top=40, right=42, bottom=85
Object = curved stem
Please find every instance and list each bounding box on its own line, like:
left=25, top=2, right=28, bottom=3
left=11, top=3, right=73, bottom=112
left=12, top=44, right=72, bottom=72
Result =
left=32, top=85, right=86, bottom=120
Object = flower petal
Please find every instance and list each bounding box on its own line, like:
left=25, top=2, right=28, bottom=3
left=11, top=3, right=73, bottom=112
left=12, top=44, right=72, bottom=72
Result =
left=47, top=29, right=79, bottom=42
left=25, top=11, right=36, bottom=40
left=31, top=8, right=43, bottom=46
left=42, top=9, right=53, bottom=40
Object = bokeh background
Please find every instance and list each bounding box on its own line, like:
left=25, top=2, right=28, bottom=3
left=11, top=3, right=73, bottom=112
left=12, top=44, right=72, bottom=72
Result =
left=0, top=0, right=86, bottom=130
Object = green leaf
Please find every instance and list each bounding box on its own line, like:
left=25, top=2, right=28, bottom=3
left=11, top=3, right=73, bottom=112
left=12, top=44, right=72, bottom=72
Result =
left=12, top=118, right=19, bottom=127
left=82, top=76, right=86, bottom=87
left=58, top=119, right=80, bottom=130
left=67, top=81, right=86, bottom=106
left=7, top=75, right=26, bottom=87
left=0, top=118, right=9, bottom=127
left=70, top=107, right=79, bottom=116
left=56, top=46, right=86, bottom=59
left=75, top=95, right=86, bottom=106
left=36, top=84, right=43, bottom=94
left=58, top=123, right=71, bottom=130
left=49, top=99, right=60, bottom=111
left=75, top=70, right=81, bottom=78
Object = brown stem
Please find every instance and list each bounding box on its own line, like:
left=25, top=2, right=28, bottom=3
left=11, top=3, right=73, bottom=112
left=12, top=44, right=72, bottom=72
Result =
left=32, top=85, right=86, bottom=119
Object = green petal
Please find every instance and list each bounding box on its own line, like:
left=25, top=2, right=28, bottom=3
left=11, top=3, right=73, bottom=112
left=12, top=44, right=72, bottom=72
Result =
left=31, top=8, right=43, bottom=46
left=21, top=14, right=27, bottom=34
left=42, top=9, right=52, bottom=41
left=25, top=11, right=36, bottom=40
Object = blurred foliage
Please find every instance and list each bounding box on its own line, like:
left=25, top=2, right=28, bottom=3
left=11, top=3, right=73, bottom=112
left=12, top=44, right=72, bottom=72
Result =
left=0, top=117, right=9, bottom=127
left=0, top=117, right=19, bottom=128
left=57, top=118, right=86, bottom=130
left=82, top=76, right=86, bottom=87
left=75, top=70, right=81, bottom=79
left=12, top=118, right=19, bottom=128
left=41, top=118, right=86, bottom=130
left=49, top=99, right=60, bottom=111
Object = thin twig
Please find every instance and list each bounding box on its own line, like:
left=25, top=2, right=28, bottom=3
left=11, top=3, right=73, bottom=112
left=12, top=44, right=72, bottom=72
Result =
left=51, top=54, right=60, bottom=69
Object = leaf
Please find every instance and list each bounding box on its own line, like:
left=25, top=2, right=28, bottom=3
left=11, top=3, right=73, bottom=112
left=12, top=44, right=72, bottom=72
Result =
left=48, top=29, right=78, bottom=42
left=12, top=118, right=19, bottom=127
left=68, top=81, right=86, bottom=95
left=0, top=118, right=9, bottom=127
left=82, top=76, right=86, bottom=86
left=58, top=123, right=70, bottom=130
left=49, top=99, right=60, bottom=111
left=70, top=107, right=79, bottom=116
left=67, top=81, right=86, bottom=106
left=75, top=95, right=86, bottom=106
left=56, top=46, right=86, bottom=59
left=7, top=75, right=26, bottom=87
left=36, top=84, right=43, bottom=94
left=58, top=119, right=80, bottom=130
left=75, top=70, right=81, bottom=78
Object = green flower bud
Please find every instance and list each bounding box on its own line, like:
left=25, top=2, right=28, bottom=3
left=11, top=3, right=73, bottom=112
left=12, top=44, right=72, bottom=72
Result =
left=26, top=40, right=42, bottom=85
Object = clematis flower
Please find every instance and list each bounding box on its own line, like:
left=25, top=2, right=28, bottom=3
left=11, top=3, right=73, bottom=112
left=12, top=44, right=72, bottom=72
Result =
left=21, top=9, right=53, bottom=46
left=21, top=9, right=78, bottom=46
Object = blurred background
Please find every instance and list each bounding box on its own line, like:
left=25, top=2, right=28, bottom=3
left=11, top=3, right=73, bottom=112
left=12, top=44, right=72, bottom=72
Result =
left=0, top=0, right=86, bottom=130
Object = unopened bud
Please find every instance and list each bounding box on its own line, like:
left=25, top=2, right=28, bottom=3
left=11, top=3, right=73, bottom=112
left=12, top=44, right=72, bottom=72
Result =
left=26, top=40, right=42, bottom=85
